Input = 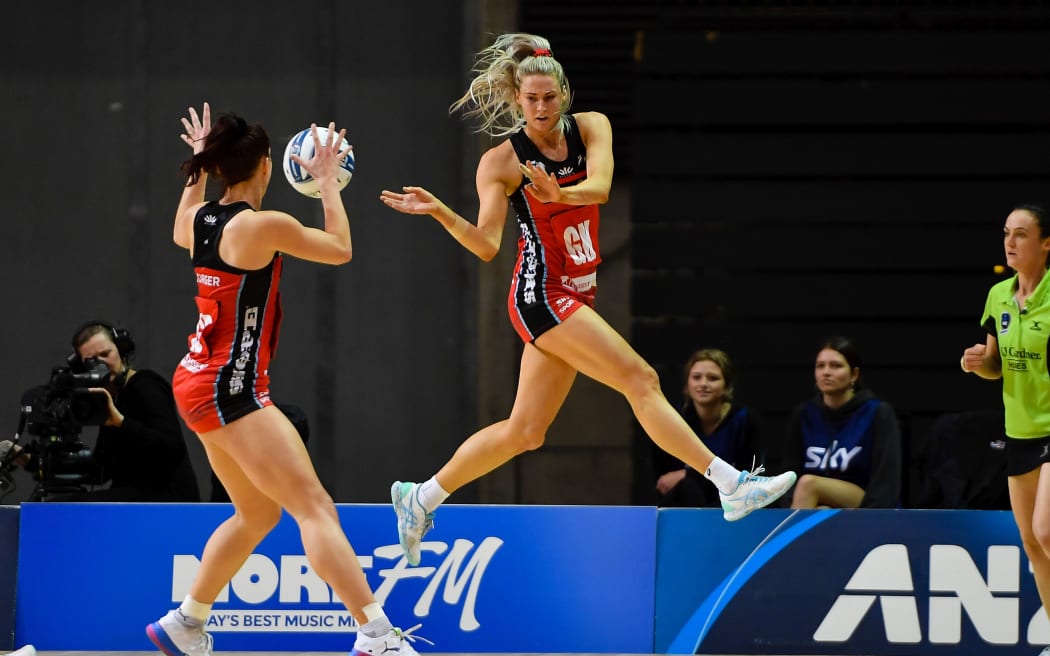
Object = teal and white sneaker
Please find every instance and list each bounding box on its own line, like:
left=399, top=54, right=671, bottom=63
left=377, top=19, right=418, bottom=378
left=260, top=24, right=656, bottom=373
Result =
left=391, top=481, right=434, bottom=566
left=720, top=467, right=797, bottom=521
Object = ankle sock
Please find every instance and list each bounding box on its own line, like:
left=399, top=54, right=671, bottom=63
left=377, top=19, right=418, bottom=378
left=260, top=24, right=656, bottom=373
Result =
left=417, top=477, right=449, bottom=513
left=178, top=595, right=211, bottom=624
left=360, top=615, right=394, bottom=638
left=362, top=602, right=384, bottom=623
left=703, top=457, right=742, bottom=495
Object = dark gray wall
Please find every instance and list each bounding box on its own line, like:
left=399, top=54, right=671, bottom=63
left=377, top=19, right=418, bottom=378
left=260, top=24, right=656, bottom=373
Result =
left=0, top=1, right=477, bottom=503
left=628, top=6, right=1050, bottom=505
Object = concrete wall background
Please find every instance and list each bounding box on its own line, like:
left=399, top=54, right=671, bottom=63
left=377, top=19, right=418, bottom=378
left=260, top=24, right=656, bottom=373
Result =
left=2, top=1, right=471, bottom=504
left=0, top=1, right=636, bottom=506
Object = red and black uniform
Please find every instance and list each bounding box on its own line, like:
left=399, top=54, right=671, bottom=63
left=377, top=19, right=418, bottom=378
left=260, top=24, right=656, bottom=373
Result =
left=507, top=114, right=602, bottom=342
left=172, top=201, right=283, bottom=433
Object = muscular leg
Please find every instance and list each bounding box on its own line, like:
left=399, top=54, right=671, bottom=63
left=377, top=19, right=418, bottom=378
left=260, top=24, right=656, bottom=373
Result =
left=790, top=474, right=864, bottom=509
left=436, top=343, right=576, bottom=493
left=1013, top=465, right=1050, bottom=618
left=194, top=406, right=376, bottom=624
left=532, top=306, right=718, bottom=474
left=188, top=439, right=282, bottom=604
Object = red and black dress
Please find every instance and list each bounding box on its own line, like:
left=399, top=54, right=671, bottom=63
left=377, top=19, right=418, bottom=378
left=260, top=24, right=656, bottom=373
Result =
left=172, top=201, right=282, bottom=433
left=506, top=114, right=602, bottom=343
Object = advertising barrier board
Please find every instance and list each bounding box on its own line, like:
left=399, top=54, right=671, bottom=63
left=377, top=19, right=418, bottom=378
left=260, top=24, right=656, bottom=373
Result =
left=656, top=508, right=1046, bottom=655
left=0, top=505, right=17, bottom=650
left=16, top=502, right=656, bottom=652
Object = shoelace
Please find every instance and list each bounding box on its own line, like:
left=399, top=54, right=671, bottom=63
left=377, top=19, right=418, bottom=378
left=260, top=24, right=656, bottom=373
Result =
left=395, top=624, right=435, bottom=647
left=174, top=611, right=214, bottom=655
left=742, top=463, right=768, bottom=482
left=185, top=628, right=213, bottom=655
left=738, top=456, right=778, bottom=487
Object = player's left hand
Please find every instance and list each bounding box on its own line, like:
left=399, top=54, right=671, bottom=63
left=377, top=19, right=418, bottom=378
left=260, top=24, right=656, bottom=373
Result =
left=181, top=102, right=211, bottom=155
left=519, top=160, right=562, bottom=203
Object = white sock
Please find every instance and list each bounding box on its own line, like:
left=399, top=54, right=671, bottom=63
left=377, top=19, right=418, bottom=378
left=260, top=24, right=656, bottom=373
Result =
left=359, top=603, right=392, bottom=637
left=703, top=457, right=742, bottom=495
left=178, top=595, right=211, bottom=624
left=417, top=476, right=450, bottom=513
left=362, top=602, right=384, bottom=622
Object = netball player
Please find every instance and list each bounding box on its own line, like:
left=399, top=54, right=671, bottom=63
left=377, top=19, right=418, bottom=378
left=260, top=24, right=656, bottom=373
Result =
left=381, top=33, right=797, bottom=567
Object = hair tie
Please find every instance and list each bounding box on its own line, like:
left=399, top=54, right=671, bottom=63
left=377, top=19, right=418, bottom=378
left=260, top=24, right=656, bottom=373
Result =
left=533, top=47, right=552, bottom=57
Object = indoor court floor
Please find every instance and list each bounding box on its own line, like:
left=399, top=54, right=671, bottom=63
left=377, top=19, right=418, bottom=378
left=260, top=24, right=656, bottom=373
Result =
left=8, top=652, right=868, bottom=656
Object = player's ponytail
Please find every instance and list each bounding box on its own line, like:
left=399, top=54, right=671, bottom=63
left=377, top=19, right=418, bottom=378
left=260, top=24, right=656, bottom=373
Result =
left=450, top=33, right=573, bottom=137
left=181, top=112, right=270, bottom=190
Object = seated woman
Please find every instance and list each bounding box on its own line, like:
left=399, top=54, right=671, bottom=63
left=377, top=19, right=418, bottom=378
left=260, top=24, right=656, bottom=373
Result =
left=787, top=336, right=902, bottom=509
left=654, top=349, right=762, bottom=507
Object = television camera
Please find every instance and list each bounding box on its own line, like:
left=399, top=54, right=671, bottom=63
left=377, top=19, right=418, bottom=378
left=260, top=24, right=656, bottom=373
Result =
left=0, top=358, right=111, bottom=500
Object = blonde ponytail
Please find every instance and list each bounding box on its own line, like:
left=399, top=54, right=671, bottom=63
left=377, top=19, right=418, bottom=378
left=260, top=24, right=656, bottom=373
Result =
left=450, top=33, right=573, bottom=137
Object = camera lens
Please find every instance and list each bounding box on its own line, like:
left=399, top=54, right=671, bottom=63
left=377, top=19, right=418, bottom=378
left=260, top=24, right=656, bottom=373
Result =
left=69, top=390, right=109, bottom=425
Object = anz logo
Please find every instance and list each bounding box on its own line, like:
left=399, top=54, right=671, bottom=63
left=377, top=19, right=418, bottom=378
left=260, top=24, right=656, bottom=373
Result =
left=816, top=544, right=1049, bottom=647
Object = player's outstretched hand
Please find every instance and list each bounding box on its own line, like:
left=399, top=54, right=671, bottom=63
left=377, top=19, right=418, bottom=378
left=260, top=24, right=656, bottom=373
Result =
left=381, top=186, right=440, bottom=216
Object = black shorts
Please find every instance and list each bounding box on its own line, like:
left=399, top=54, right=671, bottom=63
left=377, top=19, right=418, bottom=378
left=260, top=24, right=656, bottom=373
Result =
left=1006, top=435, right=1050, bottom=476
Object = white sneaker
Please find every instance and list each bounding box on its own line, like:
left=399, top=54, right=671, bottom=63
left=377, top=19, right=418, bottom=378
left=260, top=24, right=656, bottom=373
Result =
left=8, top=646, right=36, bottom=656
left=391, top=481, right=434, bottom=566
left=146, top=609, right=213, bottom=656
left=352, top=624, right=433, bottom=656
left=720, top=467, right=797, bottom=521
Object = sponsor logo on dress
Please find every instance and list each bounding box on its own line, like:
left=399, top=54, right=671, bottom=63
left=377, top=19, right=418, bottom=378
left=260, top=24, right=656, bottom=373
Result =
left=559, top=272, right=596, bottom=293
left=519, top=224, right=540, bottom=305
left=178, top=354, right=209, bottom=373
left=230, top=307, right=259, bottom=395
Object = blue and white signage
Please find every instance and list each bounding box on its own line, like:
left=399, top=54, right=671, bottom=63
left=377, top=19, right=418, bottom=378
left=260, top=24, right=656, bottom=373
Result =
left=656, top=508, right=1045, bottom=655
left=17, top=503, right=656, bottom=652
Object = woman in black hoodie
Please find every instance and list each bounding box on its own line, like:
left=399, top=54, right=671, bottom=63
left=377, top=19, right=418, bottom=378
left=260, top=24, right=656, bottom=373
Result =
left=786, top=336, right=902, bottom=509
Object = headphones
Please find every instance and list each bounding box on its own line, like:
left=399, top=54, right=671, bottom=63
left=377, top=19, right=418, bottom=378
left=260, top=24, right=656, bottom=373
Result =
left=67, top=320, right=136, bottom=373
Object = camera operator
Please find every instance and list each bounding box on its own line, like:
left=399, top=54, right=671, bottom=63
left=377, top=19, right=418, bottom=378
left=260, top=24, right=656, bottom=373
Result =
left=52, top=320, right=200, bottom=501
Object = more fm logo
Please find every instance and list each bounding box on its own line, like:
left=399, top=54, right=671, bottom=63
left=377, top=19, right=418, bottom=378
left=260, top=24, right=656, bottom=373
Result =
left=816, top=543, right=1049, bottom=647
left=169, top=537, right=503, bottom=633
